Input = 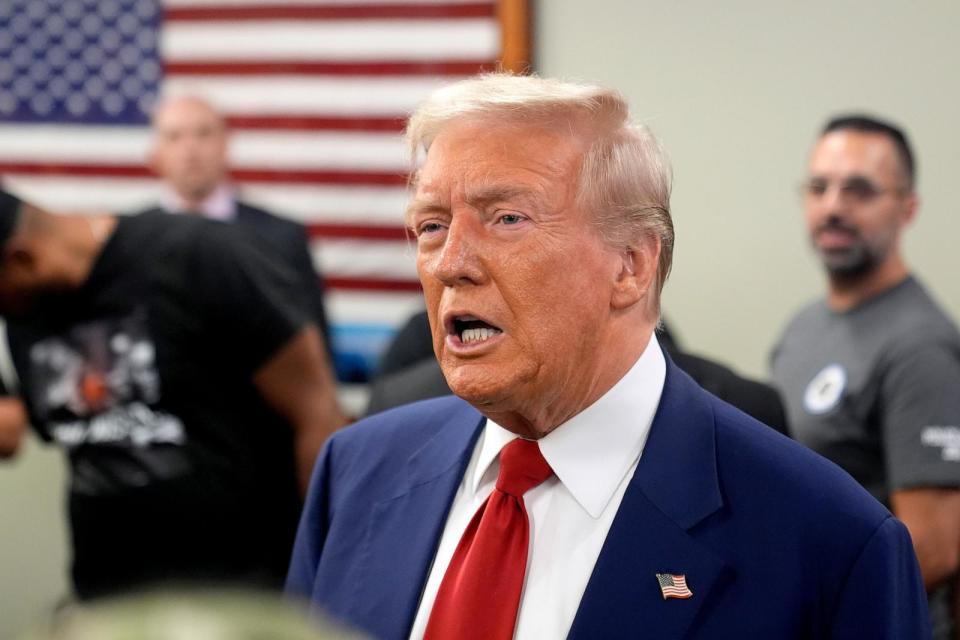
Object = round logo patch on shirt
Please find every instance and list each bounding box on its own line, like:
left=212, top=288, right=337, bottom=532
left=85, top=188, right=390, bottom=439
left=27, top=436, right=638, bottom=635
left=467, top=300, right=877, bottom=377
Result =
left=803, top=363, right=847, bottom=415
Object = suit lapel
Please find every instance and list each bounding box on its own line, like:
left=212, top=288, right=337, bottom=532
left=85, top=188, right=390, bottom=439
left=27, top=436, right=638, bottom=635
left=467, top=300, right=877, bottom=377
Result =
left=569, top=360, right=731, bottom=639
left=350, top=401, right=485, bottom=640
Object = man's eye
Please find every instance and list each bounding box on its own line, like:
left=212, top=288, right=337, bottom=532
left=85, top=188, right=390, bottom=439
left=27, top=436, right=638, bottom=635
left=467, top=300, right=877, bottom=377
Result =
left=418, top=222, right=444, bottom=235
left=842, top=178, right=879, bottom=200
left=803, top=180, right=828, bottom=197
left=497, top=213, right=525, bottom=225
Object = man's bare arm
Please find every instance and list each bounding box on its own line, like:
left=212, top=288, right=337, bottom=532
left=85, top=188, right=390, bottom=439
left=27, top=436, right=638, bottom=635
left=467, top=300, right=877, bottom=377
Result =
left=252, top=325, right=348, bottom=494
left=0, top=397, right=27, bottom=458
left=891, top=488, right=960, bottom=591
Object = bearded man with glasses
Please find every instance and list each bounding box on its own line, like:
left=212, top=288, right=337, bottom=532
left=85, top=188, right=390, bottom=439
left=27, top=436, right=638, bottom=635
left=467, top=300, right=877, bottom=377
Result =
left=771, top=114, right=960, bottom=640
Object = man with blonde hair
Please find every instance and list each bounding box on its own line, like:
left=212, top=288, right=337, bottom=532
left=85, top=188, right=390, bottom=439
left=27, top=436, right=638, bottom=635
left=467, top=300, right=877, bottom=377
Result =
left=287, top=74, right=928, bottom=639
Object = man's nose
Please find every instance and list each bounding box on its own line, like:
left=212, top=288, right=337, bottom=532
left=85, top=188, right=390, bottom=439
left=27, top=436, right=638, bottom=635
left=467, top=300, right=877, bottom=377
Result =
left=431, top=215, right=486, bottom=287
left=810, top=184, right=850, bottom=218
left=825, top=184, right=848, bottom=208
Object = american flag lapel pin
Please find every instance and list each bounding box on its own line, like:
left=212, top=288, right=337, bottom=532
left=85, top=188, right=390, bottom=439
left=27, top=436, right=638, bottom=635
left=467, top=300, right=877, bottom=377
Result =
left=656, top=573, right=693, bottom=599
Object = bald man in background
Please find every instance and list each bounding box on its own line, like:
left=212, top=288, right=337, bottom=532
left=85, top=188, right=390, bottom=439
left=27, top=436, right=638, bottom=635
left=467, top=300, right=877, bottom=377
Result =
left=142, top=96, right=331, bottom=351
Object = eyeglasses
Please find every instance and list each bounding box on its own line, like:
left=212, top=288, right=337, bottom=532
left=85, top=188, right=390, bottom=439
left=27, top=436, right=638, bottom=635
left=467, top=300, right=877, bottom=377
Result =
left=800, top=176, right=906, bottom=203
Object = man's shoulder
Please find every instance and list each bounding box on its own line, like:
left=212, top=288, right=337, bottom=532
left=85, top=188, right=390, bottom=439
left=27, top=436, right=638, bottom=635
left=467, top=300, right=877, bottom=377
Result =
left=133, top=209, right=252, bottom=254
left=672, top=352, right=787, bottom=433
left=235, top=201, right=305, bottom=235
left=232, top=202, right=315, bottom=263
left=710, top=396, right=890, bottom=529
left=126, top=207, right=222, bottom=235
left=116, top=209, right=209, bottom=255
left=703, top=397, right=916, bottom=625
left=770, top=297, right=830, bottom=365
left=120, top=211, right=295, bottom=295
left=652, top=367, right=889, bottom=536
left=878, top=277, right=960, bottom=346
left=132, top=204, right=165, bottom=217
left=779, top=296, right=830, bottom=338
left=326, top=396, right=482, bottom=474
left=344, top=394, right=478, bottom=436
left=236, top=201, right=279, bottom=221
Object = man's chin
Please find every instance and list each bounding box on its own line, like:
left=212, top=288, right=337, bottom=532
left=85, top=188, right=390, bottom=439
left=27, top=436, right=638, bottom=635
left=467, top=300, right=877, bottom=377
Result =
left=818, top=248, right=873, bottom=279
left=442, top=363, right=513, bottom=407
left=446, top=377, right=505, bottom=407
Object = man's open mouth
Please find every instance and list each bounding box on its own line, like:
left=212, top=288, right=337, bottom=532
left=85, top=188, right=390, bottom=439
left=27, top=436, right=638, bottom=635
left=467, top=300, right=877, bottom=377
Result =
left=451, top=315, right=503, bottom=345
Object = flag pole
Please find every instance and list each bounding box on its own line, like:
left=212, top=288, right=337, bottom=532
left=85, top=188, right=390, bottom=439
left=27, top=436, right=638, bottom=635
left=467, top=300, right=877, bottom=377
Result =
left=497, top=0, right=532, bottom=74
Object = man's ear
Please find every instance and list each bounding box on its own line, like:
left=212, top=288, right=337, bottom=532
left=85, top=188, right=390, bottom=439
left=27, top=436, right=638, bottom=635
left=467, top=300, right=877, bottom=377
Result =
left=611, top=234, right=660, bottom=311
left=147, top=144, right=162, bottom=177
left=5, top=242, right=37, bottom=276
left=901, top=193, right=919, bottom=226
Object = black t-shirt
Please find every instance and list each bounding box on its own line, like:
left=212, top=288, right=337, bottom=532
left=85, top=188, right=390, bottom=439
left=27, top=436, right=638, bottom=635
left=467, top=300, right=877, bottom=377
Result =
left=7, top=211, right=309, bottom=598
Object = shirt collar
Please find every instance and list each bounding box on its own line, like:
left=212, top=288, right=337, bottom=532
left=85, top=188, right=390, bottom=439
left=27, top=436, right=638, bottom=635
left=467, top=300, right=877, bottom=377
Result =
left=160, top=182, right=237, bottom=221
left=473, top=334, right=666, bottom=518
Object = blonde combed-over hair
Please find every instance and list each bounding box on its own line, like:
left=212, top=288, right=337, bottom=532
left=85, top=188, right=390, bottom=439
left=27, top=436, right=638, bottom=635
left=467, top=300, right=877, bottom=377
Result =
left=405, top=73, right=674, bottom=300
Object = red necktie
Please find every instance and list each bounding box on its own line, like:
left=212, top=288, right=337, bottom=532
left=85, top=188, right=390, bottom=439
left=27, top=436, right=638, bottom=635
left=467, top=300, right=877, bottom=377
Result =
left=424, top=438, right=554, bottom=640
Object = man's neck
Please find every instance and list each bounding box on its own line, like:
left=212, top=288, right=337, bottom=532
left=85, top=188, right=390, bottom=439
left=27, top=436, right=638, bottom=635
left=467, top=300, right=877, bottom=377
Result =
left=478, top=321, right=656, bottom=440
left=826, top=253, right=910, bottom=312
left=163, top=183, right=235, bottom=221
left=174, top=188, right=216, bottom=212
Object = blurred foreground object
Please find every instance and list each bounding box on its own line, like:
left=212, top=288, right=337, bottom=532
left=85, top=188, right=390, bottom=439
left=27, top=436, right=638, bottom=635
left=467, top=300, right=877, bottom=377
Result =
left=17, top=590, right=366, bottom=640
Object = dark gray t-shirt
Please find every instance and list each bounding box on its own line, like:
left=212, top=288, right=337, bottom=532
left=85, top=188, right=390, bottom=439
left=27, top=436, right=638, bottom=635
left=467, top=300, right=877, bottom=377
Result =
left=771, top=276, right=960, bottom=638
left=771, top=276, right=960, bottom=504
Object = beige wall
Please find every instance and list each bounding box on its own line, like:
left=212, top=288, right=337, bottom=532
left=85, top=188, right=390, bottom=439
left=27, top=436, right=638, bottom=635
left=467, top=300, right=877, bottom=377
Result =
left=2, top=2, right=959, bottom=634
left=537, top=0, right=960, bottom=377
left=0, top=436, right=68, bottom=639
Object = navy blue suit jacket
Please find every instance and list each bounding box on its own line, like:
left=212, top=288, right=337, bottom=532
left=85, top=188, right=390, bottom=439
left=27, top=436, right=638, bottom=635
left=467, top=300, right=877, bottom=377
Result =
left=287, top=360, right=929, bottom=639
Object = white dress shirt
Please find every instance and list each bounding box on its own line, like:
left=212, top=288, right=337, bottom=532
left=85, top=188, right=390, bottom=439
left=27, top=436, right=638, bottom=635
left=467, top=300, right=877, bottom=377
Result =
left=409, top=335, right=666, bottom=640
left=160, top=183, right=236, bottom=221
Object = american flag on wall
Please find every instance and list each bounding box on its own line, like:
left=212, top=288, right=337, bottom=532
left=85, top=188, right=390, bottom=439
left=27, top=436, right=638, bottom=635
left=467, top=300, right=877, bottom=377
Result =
left=0, top=0, right=529, bottom=393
